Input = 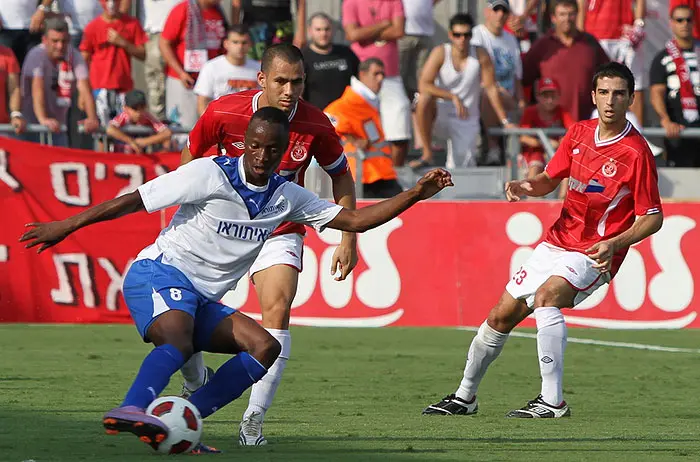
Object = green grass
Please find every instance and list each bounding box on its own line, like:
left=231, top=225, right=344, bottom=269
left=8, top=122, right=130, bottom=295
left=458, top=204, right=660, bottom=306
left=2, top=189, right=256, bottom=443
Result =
left=0, top=325, right=699, bottom=461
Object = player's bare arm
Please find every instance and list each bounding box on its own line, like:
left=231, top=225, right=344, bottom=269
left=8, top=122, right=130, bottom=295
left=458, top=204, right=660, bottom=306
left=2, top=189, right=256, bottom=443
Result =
left=326, top=169, right=453, bottom=233
left=478, top=48, right=514, bottom=127
left=180, top=145, right=195, bottom=165
left=505, top=172, right=561, bottom=201
left=20, top=191, right=146, bottom=253
left=586, top=212, right=663, bottom=273
left=330, top=170, right=359, bottom=281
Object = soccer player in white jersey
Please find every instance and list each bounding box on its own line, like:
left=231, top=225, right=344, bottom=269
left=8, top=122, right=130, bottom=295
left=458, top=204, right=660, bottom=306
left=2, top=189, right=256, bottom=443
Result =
left=20, top=107, right=453, bottom=452
left=423, top=62, right=663, bottom=418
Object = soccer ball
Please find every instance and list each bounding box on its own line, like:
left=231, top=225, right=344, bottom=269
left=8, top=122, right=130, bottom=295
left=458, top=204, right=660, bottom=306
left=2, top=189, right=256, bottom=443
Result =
left=146, top=396, right=203, bottom=454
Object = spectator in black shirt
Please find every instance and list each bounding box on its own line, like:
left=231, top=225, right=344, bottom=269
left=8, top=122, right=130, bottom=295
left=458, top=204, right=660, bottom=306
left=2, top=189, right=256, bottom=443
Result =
left=302, top=12, right=359, bottom=110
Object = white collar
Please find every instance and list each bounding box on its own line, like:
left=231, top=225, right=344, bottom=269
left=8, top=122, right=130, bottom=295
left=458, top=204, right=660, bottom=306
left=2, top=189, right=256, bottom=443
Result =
left=252, top=91, right=298, bottom=121
left=594, top=121, right=631, bottom=147
left=350, top=76, right=380, bottom=110
left=238, top=155, right=269, bottom=192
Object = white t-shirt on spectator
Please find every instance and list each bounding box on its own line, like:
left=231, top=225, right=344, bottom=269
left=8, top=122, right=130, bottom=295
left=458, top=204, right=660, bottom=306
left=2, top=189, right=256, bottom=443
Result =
left=54, top=0, right=103, bottom=34
left=470, top=24, right=522, bottom=95
left=402, top=0, right=434, bottom=36
left=194, top=55, right=260, bottom=100
left=1, top=0, right=36, bottom=29
left=140, top=0, right=181, bottom=34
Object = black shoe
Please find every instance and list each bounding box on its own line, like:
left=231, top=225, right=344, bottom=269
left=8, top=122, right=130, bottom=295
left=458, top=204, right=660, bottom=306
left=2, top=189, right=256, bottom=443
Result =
left=422, top=394, right=478, bottom=415
left=505, top=395, right=571, bottom=418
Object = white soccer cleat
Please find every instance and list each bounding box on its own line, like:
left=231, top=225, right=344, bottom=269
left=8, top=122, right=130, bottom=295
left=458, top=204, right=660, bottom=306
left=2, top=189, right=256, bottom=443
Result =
left=180, top=366, right=214, bottom=399
left=238, top=411, right=267, bottom=446
left=505, top=395, right=571, bottom=418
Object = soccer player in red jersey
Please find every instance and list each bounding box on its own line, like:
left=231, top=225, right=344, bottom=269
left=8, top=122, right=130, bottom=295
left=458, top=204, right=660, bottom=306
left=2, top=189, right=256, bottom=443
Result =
left=179, top=43, right=358, bottom=445
left=424, top=62, right=663, bottom=418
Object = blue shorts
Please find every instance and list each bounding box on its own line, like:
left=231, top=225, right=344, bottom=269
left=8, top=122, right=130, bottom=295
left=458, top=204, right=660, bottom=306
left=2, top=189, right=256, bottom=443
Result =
left=122, top=257, right=236, bottom=352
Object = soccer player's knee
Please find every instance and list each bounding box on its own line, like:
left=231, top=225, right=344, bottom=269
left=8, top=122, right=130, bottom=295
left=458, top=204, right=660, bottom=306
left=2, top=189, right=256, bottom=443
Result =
left=533, top=285, right=562, bottom=309
left=250, top=332, right=281, bottom=369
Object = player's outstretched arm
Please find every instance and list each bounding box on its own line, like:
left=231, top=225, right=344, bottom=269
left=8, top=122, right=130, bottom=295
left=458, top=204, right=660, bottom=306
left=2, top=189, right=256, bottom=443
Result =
left=19, top=191, right=145, bottom=253
left=505, top=172, right=562, bottom=201
left=326, top=169, right=453, bottom=233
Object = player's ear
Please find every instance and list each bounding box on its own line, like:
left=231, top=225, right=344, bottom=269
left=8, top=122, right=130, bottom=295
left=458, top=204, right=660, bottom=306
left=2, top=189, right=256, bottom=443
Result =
left=591, top=90, right=596, bottom=106
left=257, top=71, right=265, bottom=89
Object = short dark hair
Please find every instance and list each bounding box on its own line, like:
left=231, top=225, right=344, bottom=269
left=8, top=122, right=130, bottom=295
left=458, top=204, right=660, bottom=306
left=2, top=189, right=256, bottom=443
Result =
left=226, top=24, right=249, bottom=37
left=449, top=13, right=474, bottom=30
left=592, top=62, right=635, bottom=96
left=261, top=43, right=304, bottom=73
left=358, top=57, right=384, bottom=73
left=308, top=12, right=332, bottom=26
left=551, top=0, right=578, bottom=13
left=44, top=17, right=69, bottom=35
left=248, top=107, right=290, bottom=134
left=671, top=4, right=692, bottom=16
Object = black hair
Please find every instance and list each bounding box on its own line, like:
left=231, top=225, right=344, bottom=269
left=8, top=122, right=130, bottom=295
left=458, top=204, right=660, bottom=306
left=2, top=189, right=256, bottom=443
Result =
left=226, top=24, right=250, bottom=37
left=261, top=43, right=304, bottom=73
left=248, top=107, right=290, bottom=133
left=551, top=0, right=578, bottom=14
left=592, top=62, right=635, bottom=96
left=449, top=13, right=474, bottom=30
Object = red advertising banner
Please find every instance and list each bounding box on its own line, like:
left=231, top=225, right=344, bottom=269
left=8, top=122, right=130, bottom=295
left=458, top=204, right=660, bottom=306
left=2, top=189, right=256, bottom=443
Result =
left=2, top=138, right=699, bottom=328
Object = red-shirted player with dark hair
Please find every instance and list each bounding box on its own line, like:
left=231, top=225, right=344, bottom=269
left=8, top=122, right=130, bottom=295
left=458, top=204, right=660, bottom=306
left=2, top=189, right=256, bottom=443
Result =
left=180, top=43, right=358, bottom=445
left=519, top=77, right=574, bottom=180
left=424, top=62, right=663, bottom=419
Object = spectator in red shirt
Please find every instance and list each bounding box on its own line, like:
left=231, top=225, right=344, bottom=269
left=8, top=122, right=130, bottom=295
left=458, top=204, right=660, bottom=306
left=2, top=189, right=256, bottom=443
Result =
left=80, top=0, right=147, bottom=127
left=160, top=0, right=226, bottom=145
left=0, top=44, right=25, bottom=135
left=106, top=89, right=173, bottom=153
left=523, top=0, right=609, bottom=121
left=519, top=77, right=573, bottom=180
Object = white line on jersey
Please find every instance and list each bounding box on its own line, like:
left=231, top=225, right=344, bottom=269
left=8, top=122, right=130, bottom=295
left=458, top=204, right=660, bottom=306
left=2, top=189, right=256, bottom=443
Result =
left=458, top=327, right=700, bottom=354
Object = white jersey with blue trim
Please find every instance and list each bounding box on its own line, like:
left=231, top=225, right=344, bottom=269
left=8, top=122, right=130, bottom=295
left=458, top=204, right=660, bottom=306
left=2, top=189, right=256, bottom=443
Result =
left=135, top=156, right=343, bottom=300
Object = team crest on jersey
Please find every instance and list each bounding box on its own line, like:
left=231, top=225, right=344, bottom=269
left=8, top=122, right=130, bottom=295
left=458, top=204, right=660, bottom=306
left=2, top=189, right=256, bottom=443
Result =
left=232, top=141, right=245, bottom=150
left=290, top=141, right=308, bottom=162
left=602, top=159, right=617, bottom=178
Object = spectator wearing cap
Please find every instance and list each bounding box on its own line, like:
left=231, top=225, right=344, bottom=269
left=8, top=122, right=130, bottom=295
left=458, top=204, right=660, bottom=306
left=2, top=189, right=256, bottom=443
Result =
left=194, top=25, right=259, bottom=116
left=471, top=0, right=526, bottom=166
left=0, top=44, right=26, bottom=136
left=140, top=0, right=180, bottom=120
left=302, top=12, right=359, bottom=111
left=20, top=17, right=99, bottom=146
left=106, top=89, right=173, bottom=153
left=342, top=0, right=411, bottom=166
left=80, top=0, right=147, bottom=127
left=519, top=77, right=574, bottom=181
left=523, top=0, right=609, bottom=121
left=160, top=0, right=226, bottom=144
left=0, top=0, right=43, bottom=66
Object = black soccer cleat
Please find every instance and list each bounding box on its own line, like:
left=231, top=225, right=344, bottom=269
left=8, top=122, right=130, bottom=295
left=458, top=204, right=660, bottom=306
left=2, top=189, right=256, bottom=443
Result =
left=505, top=395, right=571, bottom=418
left=422, top=394, right=478, bottom=415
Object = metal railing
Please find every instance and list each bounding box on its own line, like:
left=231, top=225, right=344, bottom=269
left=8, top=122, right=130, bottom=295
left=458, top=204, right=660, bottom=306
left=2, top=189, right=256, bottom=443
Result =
left=0, top=123, right=68, bottom=145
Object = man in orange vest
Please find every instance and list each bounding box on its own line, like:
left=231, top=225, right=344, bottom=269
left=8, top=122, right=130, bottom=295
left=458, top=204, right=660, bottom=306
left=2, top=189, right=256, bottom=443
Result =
left=324, top=58, right=403, bottom=198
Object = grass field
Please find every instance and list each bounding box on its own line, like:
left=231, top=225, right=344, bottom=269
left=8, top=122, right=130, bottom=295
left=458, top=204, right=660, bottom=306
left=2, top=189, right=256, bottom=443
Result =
left=1, top=325, right=699, bottom=461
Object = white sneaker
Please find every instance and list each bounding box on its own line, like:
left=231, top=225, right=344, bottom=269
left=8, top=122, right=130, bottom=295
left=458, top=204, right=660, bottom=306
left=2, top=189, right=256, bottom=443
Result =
left=238, top=411, right=267, bottom=446
left=180, top=366, right=214, bottom=399
left=505, top=395, right=571, bottom=418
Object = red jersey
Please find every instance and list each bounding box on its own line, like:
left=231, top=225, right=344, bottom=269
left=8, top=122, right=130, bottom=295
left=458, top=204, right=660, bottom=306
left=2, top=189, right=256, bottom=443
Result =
left=79, top=15, right=147, bottom=92
left=161, top=1, right=226, bottom=80
left=187, top=89, right=349, bottom=236
left=584, top=0, right=634, bottom=40
left=0, top=45, right=19, bottom=123
left=544, top=119, right=662, bottom=275
left=109, top=110, right=169, bottom=153
left=520, top=104, right=574, bottom=160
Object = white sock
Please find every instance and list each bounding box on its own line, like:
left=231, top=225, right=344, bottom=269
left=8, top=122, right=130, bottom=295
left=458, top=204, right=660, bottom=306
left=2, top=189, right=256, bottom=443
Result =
left=535, top=307, right=567, bottom=406
left=181, top=351, right=207, bottom=390
left=455, top=321, right=509, bottom=401
left=243, top=329, right=290, bottom=421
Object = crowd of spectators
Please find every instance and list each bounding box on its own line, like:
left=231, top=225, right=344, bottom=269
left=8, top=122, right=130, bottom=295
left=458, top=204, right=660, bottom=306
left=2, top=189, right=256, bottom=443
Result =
left=1, top=0, right=699, bottom=171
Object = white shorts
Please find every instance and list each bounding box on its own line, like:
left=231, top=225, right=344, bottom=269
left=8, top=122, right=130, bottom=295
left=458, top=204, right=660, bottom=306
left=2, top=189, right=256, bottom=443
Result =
left=505, top=242, right=610, bottom=309
left=379, top=75, right=411, bottom=141
left=434, top=101, right=480, bottom=168
left=599, top=39, right=645, bottom=90
left=249, top=233, right=304, bottom=276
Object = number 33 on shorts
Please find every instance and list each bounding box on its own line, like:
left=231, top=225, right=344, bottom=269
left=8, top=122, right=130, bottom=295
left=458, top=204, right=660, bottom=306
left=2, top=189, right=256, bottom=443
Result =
left=512, top=267, right=527, bottom=285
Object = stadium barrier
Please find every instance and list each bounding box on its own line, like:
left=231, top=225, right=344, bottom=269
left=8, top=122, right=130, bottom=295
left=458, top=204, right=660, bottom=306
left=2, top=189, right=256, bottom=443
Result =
left=1, top=137, right=699, bottom=328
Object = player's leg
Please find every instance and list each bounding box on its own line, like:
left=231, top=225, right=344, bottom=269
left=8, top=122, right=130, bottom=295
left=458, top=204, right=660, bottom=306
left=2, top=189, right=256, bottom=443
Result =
left=103, top=259, right=200, bottom=448
left=186, top=306, right=281, bottom=421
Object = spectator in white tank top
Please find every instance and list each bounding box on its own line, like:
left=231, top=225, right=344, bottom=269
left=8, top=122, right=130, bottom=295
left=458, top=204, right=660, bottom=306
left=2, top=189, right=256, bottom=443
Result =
left=412, top=13, right=515, bottom=170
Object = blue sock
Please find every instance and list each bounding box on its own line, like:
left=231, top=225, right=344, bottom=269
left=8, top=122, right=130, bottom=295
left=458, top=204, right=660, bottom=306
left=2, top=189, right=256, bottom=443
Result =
left=189, top=352, right=267, bottom=419
left=121, top=344, right=185, bottom=409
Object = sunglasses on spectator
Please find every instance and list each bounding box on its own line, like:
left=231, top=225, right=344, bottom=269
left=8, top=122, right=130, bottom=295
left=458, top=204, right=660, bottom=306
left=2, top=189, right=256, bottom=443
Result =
left=674, top=16, right=693, bottom=23
left=451, top=31, right=472, bottom=38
